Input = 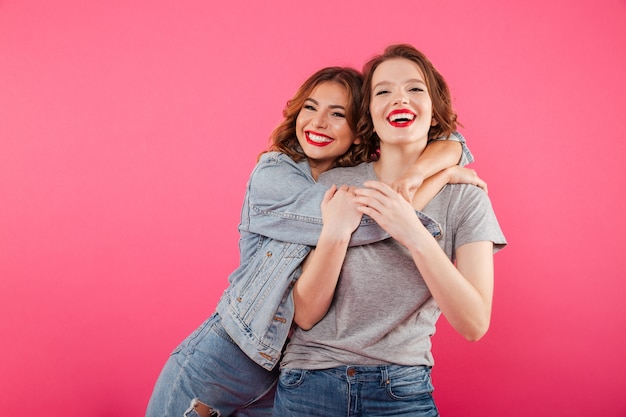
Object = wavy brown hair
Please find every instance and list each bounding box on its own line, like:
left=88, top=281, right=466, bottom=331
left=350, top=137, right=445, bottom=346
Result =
left=357, top=44, right=459, bottom=157
left=261, top=67, right=370, bottom=167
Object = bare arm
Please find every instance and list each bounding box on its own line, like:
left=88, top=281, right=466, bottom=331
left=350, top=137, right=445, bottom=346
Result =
left=391, top=139, right=462, bottom=202
left=413, top=165, right=488, bottom=210
left=245, top=153, right=389, bottom=246
left=355, top=181, right=494, bottom=341
left=292, top=185, right=362, bottom=330
left=407, top=237, right=494, bottom=342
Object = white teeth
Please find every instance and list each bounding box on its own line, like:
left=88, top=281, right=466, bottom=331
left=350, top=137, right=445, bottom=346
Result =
left=308, top=132, right=333, bottom=143
left=389, top=113, right=415, bottom=122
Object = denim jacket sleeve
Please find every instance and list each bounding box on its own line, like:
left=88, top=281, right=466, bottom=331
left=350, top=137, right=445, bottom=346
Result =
left=242, top=130, right=472, bottom=246
left=241, top=152, right=389, bottom=247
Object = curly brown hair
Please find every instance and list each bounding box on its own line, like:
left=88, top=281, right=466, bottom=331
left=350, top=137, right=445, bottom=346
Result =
left=357, top=44, right=459, bottom=156
left=261, top=67, right=371, bottom=167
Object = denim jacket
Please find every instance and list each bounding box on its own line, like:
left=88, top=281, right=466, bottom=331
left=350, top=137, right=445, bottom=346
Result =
left=216, top=132, right=472, bottom=370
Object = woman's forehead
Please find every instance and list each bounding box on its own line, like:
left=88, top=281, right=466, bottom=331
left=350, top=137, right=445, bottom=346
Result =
left=372, top=58, right=425, bottom=85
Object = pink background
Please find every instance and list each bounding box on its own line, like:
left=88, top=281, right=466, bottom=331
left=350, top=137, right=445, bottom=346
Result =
left=1, top=1, right=625, bottom=416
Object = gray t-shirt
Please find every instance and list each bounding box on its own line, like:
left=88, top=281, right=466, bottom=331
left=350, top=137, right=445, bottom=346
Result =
left=281, top=162, right=507, bottom=369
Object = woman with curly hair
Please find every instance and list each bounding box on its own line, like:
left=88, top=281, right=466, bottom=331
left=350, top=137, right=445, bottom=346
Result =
left=273, top=45, right=506, bottom=417
left=146, top=65, right=471, bottom=417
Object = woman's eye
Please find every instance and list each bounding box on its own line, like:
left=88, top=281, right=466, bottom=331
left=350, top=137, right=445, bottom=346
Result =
left=331, top=112, right=346, bottom=118
left=374, top=89, right=389, bottom=96
left=303, top=104, right=316, bottom=111
left=409, top=87, right=424, bottom=93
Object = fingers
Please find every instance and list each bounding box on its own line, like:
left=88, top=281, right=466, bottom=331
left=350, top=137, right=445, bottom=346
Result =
left=467, top=178, right=488, bottom=194
left=399, top=188, right=412, bottom=203
left=359, top=180, right=394, bottom=197
left=467, top=171, right=488, bottom=194
left=353, top=181, right=398, bottom=215
left=449, top=167, right=489, bottom=194
left=390, top=183, right=411, bottom=202
left=322, top=184, right=337, bottom=204
left=355, top=204, right=376, bottom=217
left=324, top=185, right=360, bottom=207
left=333, top=185, right=357, bottom=200
left=340, top=185, right=357, bottom=194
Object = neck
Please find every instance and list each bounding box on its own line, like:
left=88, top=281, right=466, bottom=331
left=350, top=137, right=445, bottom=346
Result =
left=308, top=160, right=332, bottom=181
left=373, top=140, right=427, bottom=184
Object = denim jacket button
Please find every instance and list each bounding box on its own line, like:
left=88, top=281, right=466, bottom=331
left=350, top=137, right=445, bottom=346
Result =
left=266, top=251, right=272, bottom=257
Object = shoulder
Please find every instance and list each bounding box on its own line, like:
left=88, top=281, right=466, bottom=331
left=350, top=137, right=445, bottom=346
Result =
left=437, top=183, right=491, bottom=211
left=252, top=152, right=313, bottom=181
left=431, top=184, right=506, bottom=249
left=426, top=184, right=494, bottom=223
left=318, top=162, right=372, bottom=186
left=257, top=151, right=296, bottom=166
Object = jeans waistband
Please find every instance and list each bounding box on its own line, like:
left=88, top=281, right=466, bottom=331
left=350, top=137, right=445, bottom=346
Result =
left=320, top=364, right=430, bottom=383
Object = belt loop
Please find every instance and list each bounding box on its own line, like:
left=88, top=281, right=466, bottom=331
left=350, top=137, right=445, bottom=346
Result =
left=381, top=365, right=390, bottom=386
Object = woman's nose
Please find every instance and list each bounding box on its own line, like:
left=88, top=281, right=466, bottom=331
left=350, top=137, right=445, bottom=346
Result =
left=392, top=92, right=409, bottom=105
left=313, top=114, right=327, bottom=128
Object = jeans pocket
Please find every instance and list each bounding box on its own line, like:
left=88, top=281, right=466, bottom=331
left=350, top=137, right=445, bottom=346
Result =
left=278, top=368, right=307, bottom=389
left=386, top=366, right=434, bottom=401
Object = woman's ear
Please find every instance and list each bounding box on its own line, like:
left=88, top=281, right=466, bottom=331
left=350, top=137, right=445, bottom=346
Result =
left=353, top=136, right=362, bottom=145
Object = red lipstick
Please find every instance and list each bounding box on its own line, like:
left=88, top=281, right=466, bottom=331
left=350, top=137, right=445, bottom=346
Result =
left=305, top=131, right=334, bottom=147
left=387, top=109, right=416, bottom=127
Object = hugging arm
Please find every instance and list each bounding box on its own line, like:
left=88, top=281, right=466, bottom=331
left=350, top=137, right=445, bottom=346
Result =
left=243, top=153, right=388, bottom=247
left=391, top=131, right=474, bottom=201
left=292, top=185, right=362, bottom=330
left=246, top=133, right=474, bottom=247
left=413, top=165, right=488, bottom=210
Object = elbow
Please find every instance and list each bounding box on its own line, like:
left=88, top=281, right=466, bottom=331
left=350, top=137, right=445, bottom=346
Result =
left=297, top=322, right=314, bottom=331
left=461, top=320, right=490, bottom=342
left=293, top=303, right=326, bottom=331
left=293, top=316, right=316, bottom=331
left=464, top=330, right=487, bottom=343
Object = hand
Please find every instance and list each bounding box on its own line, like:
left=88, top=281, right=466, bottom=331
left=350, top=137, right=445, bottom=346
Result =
left=354, top=181, right=427, bottom=248
left=444, top=166, right=488, bottom=194
left=390, top=165, right=425, bottom=203
left=321, top=185, right=363, bottom=238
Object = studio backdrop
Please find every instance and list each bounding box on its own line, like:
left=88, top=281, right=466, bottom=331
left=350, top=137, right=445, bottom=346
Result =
left=1, top=1, right=625, bottom=416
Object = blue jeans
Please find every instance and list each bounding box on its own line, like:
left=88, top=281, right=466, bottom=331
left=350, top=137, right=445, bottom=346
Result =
left=273, top=365, right=439, bottom=417
left=145, top=313, right=279, bottom=417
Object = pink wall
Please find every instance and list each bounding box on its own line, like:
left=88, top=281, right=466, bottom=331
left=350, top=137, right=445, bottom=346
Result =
left=1, top=1, right=625, bottom=415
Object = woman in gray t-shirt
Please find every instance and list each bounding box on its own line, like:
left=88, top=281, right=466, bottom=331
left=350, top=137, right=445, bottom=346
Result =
left=273, top=44, right=507, bottom=417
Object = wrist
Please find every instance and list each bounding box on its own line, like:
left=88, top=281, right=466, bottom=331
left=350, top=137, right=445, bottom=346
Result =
left=318, top=227, right=352, bottom=246
left=443, top=166, right=456, bottom=182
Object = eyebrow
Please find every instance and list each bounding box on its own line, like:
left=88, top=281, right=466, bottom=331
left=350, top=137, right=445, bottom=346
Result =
left=373, top=79, right=426, bottom=89
left=304, top=98, right=346, bottom=109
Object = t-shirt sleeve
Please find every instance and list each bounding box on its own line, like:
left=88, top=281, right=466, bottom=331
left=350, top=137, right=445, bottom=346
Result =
left=451, top=185, right=507, bottom=253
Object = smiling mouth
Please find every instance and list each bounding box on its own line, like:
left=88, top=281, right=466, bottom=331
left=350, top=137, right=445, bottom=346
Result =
left=306, top=131, right=334, bottom=146
left=387, top=111, right=416, bottom=127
